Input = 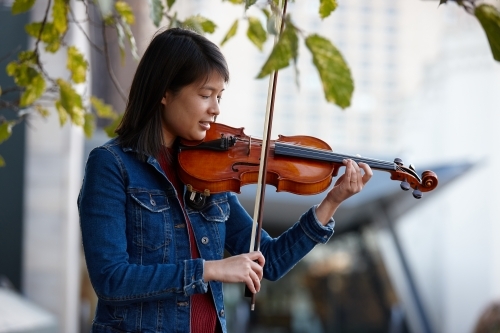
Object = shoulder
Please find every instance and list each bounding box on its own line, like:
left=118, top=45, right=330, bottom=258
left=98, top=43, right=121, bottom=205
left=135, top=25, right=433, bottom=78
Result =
left=87, top=137, right=137, bottom=164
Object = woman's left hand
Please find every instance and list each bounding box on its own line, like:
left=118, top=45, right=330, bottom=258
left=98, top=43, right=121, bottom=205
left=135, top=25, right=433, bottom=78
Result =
left=315, top=159, right=373, bottom=225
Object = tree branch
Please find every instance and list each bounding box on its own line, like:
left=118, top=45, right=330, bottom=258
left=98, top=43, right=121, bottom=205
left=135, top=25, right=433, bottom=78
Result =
left=68, top=6, right=104, bottom=54
left=101, top=20, right=128, bottom=102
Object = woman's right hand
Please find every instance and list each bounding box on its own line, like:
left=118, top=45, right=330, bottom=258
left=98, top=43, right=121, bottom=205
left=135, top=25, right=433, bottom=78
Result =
left=203, top=251, right=265, bottom=293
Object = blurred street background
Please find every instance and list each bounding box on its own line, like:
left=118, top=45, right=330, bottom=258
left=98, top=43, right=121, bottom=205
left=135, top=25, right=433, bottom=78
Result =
left=1, top=0, right=500, bottom=332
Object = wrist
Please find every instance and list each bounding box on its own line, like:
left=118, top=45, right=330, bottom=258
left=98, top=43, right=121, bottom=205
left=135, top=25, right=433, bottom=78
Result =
left=315, top=197, right=341, bottom=225
left=203, top=260, right=214, bottom=282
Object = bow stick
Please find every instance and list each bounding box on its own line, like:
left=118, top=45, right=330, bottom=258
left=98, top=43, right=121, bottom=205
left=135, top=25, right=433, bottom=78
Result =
left=246, top=0, right=289, bottom=311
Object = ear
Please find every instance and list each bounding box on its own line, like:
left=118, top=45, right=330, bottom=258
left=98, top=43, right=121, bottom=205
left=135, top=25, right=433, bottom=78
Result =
left=161, top=92, right=171, bottom=106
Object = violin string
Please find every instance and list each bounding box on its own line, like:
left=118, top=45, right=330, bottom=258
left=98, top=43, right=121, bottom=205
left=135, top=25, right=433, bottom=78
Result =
left=275, top=142, right=396, bottom=170
left=277, top=143, right=393, bottom=168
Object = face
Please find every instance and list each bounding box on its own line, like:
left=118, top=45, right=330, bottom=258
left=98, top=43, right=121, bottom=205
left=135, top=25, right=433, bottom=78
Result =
left=161, top=71, right=225, bottom=147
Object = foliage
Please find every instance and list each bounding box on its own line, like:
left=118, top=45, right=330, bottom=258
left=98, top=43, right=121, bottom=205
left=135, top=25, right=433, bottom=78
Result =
left=475, top=4, right=500, bottom=61
left=0, top=0, right=499, bottom=166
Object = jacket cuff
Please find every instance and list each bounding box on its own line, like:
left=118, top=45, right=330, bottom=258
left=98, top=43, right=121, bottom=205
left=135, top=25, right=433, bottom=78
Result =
left=299, top=205, right=335, bottom=244
left=183, top=259, right=208, bottom=296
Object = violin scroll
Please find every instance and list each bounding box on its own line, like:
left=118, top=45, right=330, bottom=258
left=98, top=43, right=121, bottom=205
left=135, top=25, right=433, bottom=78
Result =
left=390, top=158, right=438, bottom=199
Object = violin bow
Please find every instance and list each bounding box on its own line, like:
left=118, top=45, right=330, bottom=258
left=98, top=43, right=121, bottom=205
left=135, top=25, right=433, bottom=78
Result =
left=247, top=0, right=289, bottom=311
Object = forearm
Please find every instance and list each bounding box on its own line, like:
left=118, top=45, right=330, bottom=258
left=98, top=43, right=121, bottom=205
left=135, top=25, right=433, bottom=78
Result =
left=224, top=194, right=334, bottom=282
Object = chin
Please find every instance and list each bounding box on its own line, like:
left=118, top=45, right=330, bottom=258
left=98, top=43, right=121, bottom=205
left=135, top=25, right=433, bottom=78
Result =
left=186, top=131, right=207, bottom=142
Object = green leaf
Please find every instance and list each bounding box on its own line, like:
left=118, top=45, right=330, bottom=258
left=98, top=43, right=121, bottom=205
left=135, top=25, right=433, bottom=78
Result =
left=0, top=155, right=5, bottom=167
left=34, top=104, right=50, bottom=118
left=225, top=0, right=244, bottom=4
left=56, top=78, right=84, bottom=126
left=104, top=114, right=123, bottom=138
left=183, top=15, right=217, bottom=34
left=90, top=96, right=118, bottom=119
left=18, top=50, right=37, bottom=63
left=6, top=61, right=46, bottom=106
left=319, top=0, right=337, bottom=19
left=148, top=0, right=164, bottom=27
left=25, top=22, right=61, bottom=52
left=166, top=0, right=176, bottom=9
left=83, top=113, right=95, bottom=138
left=52, top=0, right=68, bottom=34
left=115, top=1, right=135, bottom=25
left=20, top=71, right=45, bottom=106
left=115, top=21, right=127, bottom=64
left=221, top=20, right=238, bottom=46
left=245, top=0, right=257, bottom=10
left=305, top=34, right=353, bottom=109
left=257, top=21, right=298, bottom=78
left=55, top=100, right=68, bottom=125
left=6, top=62, right=32, bottom=86
left=265, top=11, right=279, bottom=35
left=11, top=0, right=36, bottom=14
left=475, top=4, right=500, bottom=62
left=247, top=17, right=267, bottom=51
left=67, top=46, right=88, bottom=83
left=261, top=8, right=270, bottom=19
left=0, top=121, right=14, bottom=144
left=122, top=21, right=139, bottom=60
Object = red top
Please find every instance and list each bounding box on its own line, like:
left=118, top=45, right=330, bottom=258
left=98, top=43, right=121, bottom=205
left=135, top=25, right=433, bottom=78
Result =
left=158, top=147, right=218, bottom=333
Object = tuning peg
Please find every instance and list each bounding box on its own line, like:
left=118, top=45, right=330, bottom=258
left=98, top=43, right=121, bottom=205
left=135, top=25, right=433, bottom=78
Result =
left=412, top=188, right=422, bottom=199
left=409, top=164, right=416, bottom=171
left=394, top=158, right=403, bottom=166
left=400, top=180, right=410, bottom=191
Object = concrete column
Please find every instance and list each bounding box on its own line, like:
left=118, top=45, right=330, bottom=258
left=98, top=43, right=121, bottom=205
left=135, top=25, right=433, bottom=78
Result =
left=22, top=1, right=88, bottom=332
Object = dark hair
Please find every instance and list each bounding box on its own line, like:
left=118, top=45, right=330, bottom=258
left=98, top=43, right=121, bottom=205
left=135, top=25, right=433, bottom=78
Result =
left=115, top=28, right=229, bottom=159
left=474, top=301, right=500, bottom=333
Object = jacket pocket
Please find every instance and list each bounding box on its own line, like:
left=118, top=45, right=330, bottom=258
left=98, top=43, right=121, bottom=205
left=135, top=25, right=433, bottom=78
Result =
left=197, top=196, right=230, bottom=223
left=130, top=190, right=170, bottom=251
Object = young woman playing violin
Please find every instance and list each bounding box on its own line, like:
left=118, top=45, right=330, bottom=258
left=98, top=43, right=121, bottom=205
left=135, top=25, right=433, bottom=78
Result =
left=78, top=27, right=372, bottom=333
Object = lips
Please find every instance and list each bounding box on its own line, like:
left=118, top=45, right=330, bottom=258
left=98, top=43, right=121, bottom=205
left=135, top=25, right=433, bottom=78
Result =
left=199, top=121, right=211, bottom=131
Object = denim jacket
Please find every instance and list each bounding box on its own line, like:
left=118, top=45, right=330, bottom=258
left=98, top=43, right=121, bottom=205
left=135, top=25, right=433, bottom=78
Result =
left=78, top=138, right=335, bottom=333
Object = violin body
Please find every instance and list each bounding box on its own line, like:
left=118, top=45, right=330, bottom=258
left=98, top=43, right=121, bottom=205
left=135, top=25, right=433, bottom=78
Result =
left=178, top=123, right=438, bottom=198
left=178, top=123, right=340, bottom=195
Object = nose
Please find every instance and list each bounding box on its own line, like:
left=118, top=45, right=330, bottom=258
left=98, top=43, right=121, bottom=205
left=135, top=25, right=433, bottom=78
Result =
left=209, top=99, right=220, bottom=117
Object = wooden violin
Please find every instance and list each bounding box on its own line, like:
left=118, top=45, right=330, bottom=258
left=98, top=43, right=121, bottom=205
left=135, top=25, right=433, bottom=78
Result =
left=178, top=123, right=438, bottom=200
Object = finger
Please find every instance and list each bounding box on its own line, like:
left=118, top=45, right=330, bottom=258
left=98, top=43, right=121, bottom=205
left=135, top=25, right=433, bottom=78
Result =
left=250, top=261, right=264, bottom=280
left=343, top=159, right=353, bottom=184
left=245, top=270, right=260, bottom=293
left=249, top=270, right=261, bottom=293
left=358, top=162, right=373, bottom=184
left=346, top=159, right=359, bottom=187
left=248, top=251, right=266, bottom=267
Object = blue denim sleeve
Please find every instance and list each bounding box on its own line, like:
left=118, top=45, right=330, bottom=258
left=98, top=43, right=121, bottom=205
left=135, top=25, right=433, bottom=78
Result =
left=78, top=147, right=207, bottom=306
left=224, top=193, right=334, bottom=282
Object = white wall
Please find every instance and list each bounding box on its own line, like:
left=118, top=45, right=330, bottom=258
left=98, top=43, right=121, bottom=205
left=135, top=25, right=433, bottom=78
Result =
left=379, top=6, right=500, bottom=333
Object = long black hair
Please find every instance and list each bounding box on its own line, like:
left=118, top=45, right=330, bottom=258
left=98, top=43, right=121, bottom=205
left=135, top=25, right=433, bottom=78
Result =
left=115, top=28, right=229, bottom=159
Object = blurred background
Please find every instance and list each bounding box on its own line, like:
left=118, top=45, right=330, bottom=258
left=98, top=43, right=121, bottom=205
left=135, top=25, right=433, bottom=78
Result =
left=1, top=0, right=500, bottom=332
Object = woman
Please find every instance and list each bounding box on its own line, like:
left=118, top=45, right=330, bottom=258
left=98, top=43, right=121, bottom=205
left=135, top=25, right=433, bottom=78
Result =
left=78, top=27, right=372, bottom=333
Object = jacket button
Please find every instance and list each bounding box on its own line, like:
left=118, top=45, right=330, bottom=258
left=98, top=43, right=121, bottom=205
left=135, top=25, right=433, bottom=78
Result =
left=219, top=309, right=224, bottom=317
left=201, top=237, right=209, bottom=244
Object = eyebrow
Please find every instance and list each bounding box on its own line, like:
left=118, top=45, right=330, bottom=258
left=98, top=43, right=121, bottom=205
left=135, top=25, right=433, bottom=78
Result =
left=199, top=85, right=225, bottom=92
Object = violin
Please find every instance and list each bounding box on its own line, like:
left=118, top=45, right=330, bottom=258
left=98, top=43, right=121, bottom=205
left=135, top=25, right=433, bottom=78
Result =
left=177, top=123, right=438, bottom=200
